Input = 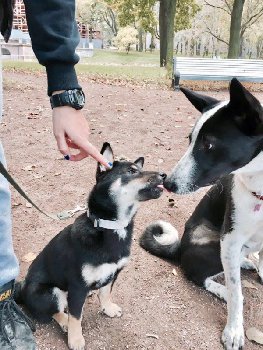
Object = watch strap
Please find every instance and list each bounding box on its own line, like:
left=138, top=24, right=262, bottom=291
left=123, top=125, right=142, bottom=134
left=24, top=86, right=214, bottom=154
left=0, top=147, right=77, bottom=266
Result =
left=50, top=89, right=85, bottom=110
left=50, top=92, right=71, bottom=109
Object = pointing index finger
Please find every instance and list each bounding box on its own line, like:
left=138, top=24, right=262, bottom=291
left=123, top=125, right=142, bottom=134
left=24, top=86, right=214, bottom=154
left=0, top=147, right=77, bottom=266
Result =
left=82, top=140, right=111, bottom=169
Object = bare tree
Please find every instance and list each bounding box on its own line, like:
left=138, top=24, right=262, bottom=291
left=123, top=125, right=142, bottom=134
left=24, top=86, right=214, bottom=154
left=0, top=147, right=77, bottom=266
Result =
left=101, top=6, right=118, bottom=36
left=159, top=0, right=177, bottom=73
left=228, top=0, right=245, bottom=58
left=204, top=0, right=263, bottom=58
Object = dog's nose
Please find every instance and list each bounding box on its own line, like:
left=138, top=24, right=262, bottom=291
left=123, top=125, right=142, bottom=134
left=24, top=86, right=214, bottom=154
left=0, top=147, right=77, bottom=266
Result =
left=159, top=172, right=167, bottom=180
left=164, top=178, right=178, bottom=192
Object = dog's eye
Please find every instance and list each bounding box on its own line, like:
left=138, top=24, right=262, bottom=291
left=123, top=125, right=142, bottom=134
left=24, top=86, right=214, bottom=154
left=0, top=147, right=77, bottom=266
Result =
left=203, top=141, right=213, bottom=151
left=202, top=135, right=214, bottom=152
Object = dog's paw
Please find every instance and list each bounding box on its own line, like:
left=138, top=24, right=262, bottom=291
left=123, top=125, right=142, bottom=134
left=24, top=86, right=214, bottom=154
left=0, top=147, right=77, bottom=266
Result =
left=59, top=320, right=68, bottom=333
left=68, top=334, right=85, bottom=350
left=221, top=325, right=244, bottom=350
left=60, top=323, right=68, bottom=333
left=241, top=258, right=258, bottom=271
left=102, top=302, right=122, bottom=318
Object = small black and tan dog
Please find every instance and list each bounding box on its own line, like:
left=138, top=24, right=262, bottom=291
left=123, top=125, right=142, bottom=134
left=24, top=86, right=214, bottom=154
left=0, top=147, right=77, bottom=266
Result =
left=15, top=143, right=165, bottom=350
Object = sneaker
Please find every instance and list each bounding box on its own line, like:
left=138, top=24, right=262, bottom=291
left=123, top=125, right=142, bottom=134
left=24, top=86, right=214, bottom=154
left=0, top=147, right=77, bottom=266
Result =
left=0, top=280, right=36, bottom=350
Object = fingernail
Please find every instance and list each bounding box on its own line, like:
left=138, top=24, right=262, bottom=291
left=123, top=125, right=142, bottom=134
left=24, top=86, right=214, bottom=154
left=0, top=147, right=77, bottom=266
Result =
left=64, top=155, right=70, bottom=160
left=108, top=162, right=113, bottom=168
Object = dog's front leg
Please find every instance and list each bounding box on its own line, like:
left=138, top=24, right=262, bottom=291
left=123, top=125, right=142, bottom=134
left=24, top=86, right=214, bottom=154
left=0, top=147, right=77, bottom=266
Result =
left=221, top=235, right=244, bottom=349
left=67, top=287, right=88, bottom=350
left=259, top=249, right=263, bottom=283
left=221, top=233, right=244, bottom=350
left=99, top=282, right=122, bottom=318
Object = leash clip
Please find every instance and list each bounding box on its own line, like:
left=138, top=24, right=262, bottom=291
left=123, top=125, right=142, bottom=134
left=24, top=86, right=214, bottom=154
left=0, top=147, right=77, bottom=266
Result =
left=57, top=205, right=87, bottom=220
left=57, top=211, right=75, bottom=220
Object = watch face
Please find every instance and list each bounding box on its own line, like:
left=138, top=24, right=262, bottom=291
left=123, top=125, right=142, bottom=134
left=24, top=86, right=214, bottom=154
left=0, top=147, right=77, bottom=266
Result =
left=50, top=89, right=85, bottom=110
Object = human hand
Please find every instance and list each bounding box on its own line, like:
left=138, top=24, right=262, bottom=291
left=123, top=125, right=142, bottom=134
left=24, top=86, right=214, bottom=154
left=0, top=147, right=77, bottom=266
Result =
left=52, top=105, right=110, bottom=168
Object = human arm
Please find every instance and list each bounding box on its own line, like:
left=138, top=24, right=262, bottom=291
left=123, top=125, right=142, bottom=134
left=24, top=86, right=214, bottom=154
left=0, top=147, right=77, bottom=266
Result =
left=23, top=0, right=109, bottom=167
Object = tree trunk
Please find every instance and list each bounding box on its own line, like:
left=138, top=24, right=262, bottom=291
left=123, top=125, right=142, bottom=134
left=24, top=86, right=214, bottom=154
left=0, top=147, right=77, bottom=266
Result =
left=138, top=27, right=144, bottom=52
left=159, top=0, right=177, bottom=75
left=228, top=0, right=245, bottom=58
left=89, top=26, right=93, bottom=44
left=150, top=34, right=155, bottom=52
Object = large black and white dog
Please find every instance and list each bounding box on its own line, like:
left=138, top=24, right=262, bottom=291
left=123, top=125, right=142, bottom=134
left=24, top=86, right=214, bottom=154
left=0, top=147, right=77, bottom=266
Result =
left=15, top=143, right=165, bottom=350
left=140, top=79, right=263, bottom=350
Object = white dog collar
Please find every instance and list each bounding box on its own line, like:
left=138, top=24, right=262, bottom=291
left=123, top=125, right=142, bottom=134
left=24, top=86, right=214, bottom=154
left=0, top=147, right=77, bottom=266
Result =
left=87, top=211, right=129, bottom=230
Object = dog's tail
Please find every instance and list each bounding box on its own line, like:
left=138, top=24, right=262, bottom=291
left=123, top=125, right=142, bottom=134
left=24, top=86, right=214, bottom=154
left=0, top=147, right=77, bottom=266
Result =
left=139, top=220, right=181, bottom=261
left=14, top=280, right=25, bottom=304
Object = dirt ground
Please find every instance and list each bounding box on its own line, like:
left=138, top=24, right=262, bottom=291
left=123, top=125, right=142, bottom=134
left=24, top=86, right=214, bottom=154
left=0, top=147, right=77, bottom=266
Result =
left=2, top=71, right=263, bottom=350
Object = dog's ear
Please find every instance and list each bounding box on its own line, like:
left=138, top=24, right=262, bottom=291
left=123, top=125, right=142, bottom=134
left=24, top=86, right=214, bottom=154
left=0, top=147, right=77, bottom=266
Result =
left=97, top=142, right=114, bottom=175
left=180, top=87, right=220, bottom=113
left=229, top=78, right=263, bottom=135
left=134, top=157, right=144, bottom=169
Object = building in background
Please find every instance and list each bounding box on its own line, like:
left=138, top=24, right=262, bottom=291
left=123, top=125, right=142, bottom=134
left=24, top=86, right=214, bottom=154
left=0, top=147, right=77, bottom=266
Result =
left=12, top=0, right=102, bottom=47
left=0, top=0, right=100, bottom=58
left=13, top=0, right=27, bottom=33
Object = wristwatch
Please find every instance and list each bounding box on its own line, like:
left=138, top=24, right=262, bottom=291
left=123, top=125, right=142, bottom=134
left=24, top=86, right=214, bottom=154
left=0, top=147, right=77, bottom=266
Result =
left=50, top=89, right=85, bottom=110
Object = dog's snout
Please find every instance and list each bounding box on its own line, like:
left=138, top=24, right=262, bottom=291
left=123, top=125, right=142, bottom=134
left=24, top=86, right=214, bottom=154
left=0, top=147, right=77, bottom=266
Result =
left=159, top=172, right=167, bottom=180
left=164, top=178, right=178, bottom=192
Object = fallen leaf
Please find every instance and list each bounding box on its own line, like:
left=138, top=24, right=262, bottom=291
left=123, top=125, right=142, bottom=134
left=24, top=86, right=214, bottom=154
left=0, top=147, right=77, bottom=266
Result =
left=243, top=280, right=258, bottom=290
left=116, top=155, right=129, bottom=161
left=23, top=165, right=36, bottom=171
left=12, top=202, right=22, bottom=207
left=172, top=268, right=178, bottom=276
left=146, top=334, right=159, bottom=339
left=168, top=198, right=175, bottom=207
left=22, top=252, right=37, bottom=263
left=33, top=174, right=44, bottom=179
left=246, top=327, right=263, bottom=345
left=27, top=116, right=37, bottom=120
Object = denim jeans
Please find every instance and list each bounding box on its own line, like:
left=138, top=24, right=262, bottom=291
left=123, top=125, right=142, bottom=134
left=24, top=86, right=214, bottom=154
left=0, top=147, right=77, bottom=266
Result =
left=0, top=59, right=19, bottom=286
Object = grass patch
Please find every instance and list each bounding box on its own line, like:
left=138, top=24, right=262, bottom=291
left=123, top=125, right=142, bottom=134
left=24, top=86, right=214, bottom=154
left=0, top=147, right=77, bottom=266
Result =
left=83, top=49, right=160, bottom=66
left=3, top=50, right=168, bottom=87
left=3, top=60, right=45, bottom=73
left=77, top=64, right=166, bottom=82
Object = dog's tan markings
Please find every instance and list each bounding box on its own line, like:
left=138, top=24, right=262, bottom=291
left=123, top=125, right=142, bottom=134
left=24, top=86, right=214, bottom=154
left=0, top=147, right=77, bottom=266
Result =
left=53, top=312, right=68, bottom=332
left=99, top=283, right=122, bottom=318
left=68, top=314, right=85, bottom=350
left=190, top=225, right=219, bottom=245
